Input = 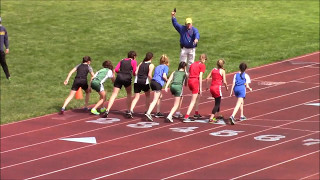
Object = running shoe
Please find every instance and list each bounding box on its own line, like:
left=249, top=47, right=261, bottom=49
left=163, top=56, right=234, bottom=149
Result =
left=173, top=113, right=183, bottom=119
left=229, top=116, right=236, bottom=125
left=240, top=116, right=247, bottom=121
left=59, top=108, right=65, bottom=115
left=100, top=107, right=106, bottom=113
left=91, top=108, right=100, bottom=115
left=102, top=110, right=109, bottom=118
left=155, top=112, right=164, bottom=118
left=193, top=114, right=202, bottom=119
left=126, top=111, right=133, bottom=118
left=209, top=117, right=218, bottom=124
left=166, top=116, right=173, bottom=123
left=183, top=118, right=193, bottom=123
left=145, top=113, right=153, bottom=122
left=144, top=111, right=154, bottom=116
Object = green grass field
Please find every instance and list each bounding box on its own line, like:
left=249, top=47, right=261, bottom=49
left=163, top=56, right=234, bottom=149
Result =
left=0, top=0, right=319, bottom=124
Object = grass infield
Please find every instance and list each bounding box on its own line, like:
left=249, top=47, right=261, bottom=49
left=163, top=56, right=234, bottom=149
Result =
left=0, top=0, right=319, bottom=124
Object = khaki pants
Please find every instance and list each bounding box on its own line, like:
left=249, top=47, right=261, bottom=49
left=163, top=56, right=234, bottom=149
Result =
left=179, top=47, right=196, bottom=72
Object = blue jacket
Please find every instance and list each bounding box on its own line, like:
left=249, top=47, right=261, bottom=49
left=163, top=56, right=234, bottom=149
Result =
left=172, top=17, right=200, bottom=48
left=0, top=25, right=9, bottom=52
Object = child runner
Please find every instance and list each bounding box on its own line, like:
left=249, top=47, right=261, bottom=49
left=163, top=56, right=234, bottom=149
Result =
left=90, top=60, right=115, bottom=115
left=183, top=54, right=207, bottom=122
left=165, top=61, right=187, bottom=123
left=144, top=54, right=169, bottom=121
left=60, top=56, right=95, bottom=114
left=128, top=52, right=155, bottom=118
left=102, top=51, right=137, bottom=117
left=206, top=59, right=228, bottom=123
left=229, top=62, right=253, bottom=125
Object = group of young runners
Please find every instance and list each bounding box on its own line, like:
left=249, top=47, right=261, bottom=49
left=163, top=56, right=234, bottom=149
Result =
left=60, top=50, right=252, bottom=125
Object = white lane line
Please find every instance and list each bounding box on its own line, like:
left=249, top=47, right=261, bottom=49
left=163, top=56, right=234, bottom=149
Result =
left=248, top=118, right=319, bottom=122
left=231, top=150, right=320, bottom=180
left=161, top=132, right=319, bottom=180
left=24, top=111, right=319, bottom=180
left=0, top=100, right=168, bottom=139
left=0, top=116, right=94, bottom=140
left=238, top=123, right=319, bottom=133
left=2, top=85, right=318, bottom=154
left=247, top=52, right=319, bottom=71
left=252, top=64, right=316, bottom=80
left=96, top=131, right=320, bottom=180
left=4, top=97, right=319, bottom=170
left=0, top=116, right=143, bottom=154
left=299, top=172, right=320, bottom=180
left=2, top=52, right=318, bottom=127
left=23, top=125, right=227, bottom=180
left=0, top=123, right=179, bottom=170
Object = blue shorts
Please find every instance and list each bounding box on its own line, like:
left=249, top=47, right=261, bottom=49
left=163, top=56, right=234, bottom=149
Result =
left=234, top=86, right=246, bottom=98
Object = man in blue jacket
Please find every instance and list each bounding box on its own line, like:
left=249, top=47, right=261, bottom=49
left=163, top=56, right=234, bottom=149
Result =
left=171, top=10, right=200, bottom=71
left=0, top=17, right=10, bottom=80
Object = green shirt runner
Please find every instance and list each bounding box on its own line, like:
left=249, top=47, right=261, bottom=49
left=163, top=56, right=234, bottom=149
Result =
left=91, top=68, right=113, bottom=92
left=170, top=70, right=187, bottom=97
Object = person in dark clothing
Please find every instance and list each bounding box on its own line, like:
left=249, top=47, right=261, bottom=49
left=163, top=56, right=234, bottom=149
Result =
left=0, top=17, right=10, bottom=80
left=128, top=52, right=155, bottom=118
left=102, top=51, right=137, bottom=118
left=60, top=56, right=95, bottom=114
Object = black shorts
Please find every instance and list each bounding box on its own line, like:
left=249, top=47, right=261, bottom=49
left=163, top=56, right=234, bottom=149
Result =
left=114, top=74, right=132, bottom=89
left=71, top=78, right=88, bottom=91
left=150, top=79, right=162, bottom=91
left=134, top=83, right=150, bottom=93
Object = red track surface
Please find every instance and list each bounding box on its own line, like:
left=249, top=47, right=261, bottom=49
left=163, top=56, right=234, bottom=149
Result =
left=1, top=52, right=319, bottom=180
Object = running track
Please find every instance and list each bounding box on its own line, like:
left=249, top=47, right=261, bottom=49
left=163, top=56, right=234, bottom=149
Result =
left=1, top=52, right=319, bottom=179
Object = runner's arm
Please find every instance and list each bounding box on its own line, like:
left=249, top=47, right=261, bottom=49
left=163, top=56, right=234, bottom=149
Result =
left=64, top=67, right=77, bottom=85
left=165, top=72, right=174, bottom=92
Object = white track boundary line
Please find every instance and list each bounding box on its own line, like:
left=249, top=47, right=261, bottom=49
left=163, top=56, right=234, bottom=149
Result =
left=2, top=84, right=317, bottom=154
left=231, top=150, right=320, bottom=180
left=24, top=106, right=318, bottom=180
left=2, top=51, right=318, bottom=127
left=299, top=172, right=320, bottom=180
